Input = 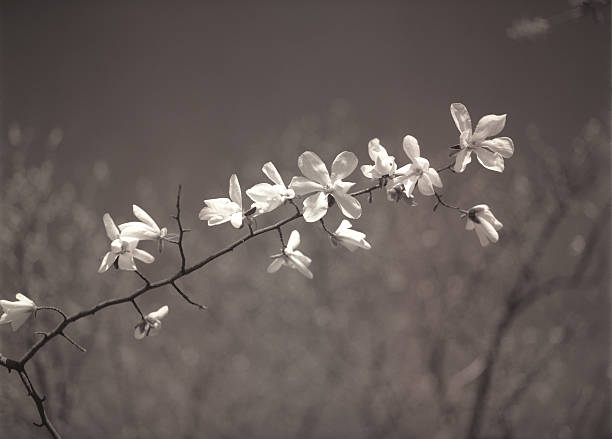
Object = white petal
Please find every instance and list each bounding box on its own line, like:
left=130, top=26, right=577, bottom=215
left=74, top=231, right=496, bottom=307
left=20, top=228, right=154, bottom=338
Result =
left=148, top=305, right=169, bottom=320
left=298, top=151, right=331, bottom=186
left=229, top=174, right=242, bottom=209
left=481, top=137, right=514, bottom=158
left=290, top=249, right=312, bottom=267
left=288, top=176, right=325, bottom=196
left=120, top=223, right=159, bottom=240
left=267, top=257, right=285, bottom=273
left=15, top=293, right=35, bottom=307
left=9, top=311, right=31, bottom=331
left=360, top=164, right=376, bottom=179
left=450, top=103, right=472, bottom=133
left=475, top=148, right=504, bottom=172
left=103, top=213, right=120, bottom=240
left=230, top=212, right=244, bottom=228
left=453, top=148, right=473, bottom=173
left=335, top=219, right=352, bottom=233
left=474, top=224, right=491, bottom=247
left=402, top=174, right=419, bottom=197
left=134, top=323, right=147, bottom=340
left=262, top=162, right=284, bottom=186
left=288, top=253, right=314, bottom=279
left=330, top=151, right=358, bottom=182
left=427, top=168, right=443, bottom=188
left=302, top=192, right=329, bottom=222
left=98, top=251, right=117, bottom=273
left=402, top=135, right=421, bottom=162
left=472, top=114, right=507, bottom=142
left=417, top=173, right=435, bottom=196
left=118, top=254, right=137, bottom=271
left=333, top=192, right=362, bottom=219
left=287, top=230, right=301, bottom=252
left=246, top=183, right=277, bottom=202
left=367, top=138, right=383, bottom=161
left=133, top=248, right=155, bottom=264
left=132, top=205, right=159, bottom=232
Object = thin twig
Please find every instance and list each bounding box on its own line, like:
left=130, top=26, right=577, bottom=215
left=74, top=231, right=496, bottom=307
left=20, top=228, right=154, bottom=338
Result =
left=35, top=306, right=68, bottom=322
left=173, top=184, right=187, bottom=273
left=171, top=281, right=207, bottom=310
left=59, top=332, right=87, bottom=353
left=434, top=192, right=468, bottom=214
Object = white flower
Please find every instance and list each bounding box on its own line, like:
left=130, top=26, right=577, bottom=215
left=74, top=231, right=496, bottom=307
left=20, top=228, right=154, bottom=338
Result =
left=392, top=135, right=443, bottom=197
left=330, top=220, right=371, bottom=251
left=466, top=204, right=503, bottom=247
left=199, top=174, right=247, bottom=228
left=450, top=103, right=514, bottom=173
left=0, top=293, right=36, bottom=331
left=289, top=151, right=362, bottom=222
left=360, top=138, right=397, bottom=179
left=267, top=230, right=313, bottom=279
left=246, top=162, right=295, bottom=214
left=119, top=205, right=177, bottom=252
left=134, top=305, right=169, bottom=339
left=98, top=213, right=155, bottom=272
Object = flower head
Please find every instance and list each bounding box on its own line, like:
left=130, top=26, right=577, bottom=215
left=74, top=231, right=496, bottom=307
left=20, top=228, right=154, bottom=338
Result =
left=330, top=220, right=371, bottom=252
left=98, top=213, right=155, bottom=272
left=450, top=103, right=514, bottom=173
left=0, top=293, right=36, bottom=331
left=119, top=205, right=177, bottom=252
left=360, top=138, right=397, bottom=179
left=199, top=174, right=247, bottom=228
left=134, top=305, right=169, bottom=339
left=289, top=151, right=362, bottom=222
left=246, top=162, right=295, bottom=214
left=267, top=230, right=313, bottom=279
left=392, top=135, right=443, bottom=197
left=466, top=204, right=503, bottom=246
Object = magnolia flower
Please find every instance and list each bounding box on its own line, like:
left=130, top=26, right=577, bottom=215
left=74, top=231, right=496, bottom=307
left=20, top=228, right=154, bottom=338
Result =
left=466, top=204, right=503, bottom=247
left=0, top=293, right=36, bottom=331
left=289, top=151, right=362, bottom=222
left=360, top=138, right=397, bottom=179
left=134, top=305, right=169, bottom=339
left=267, top=230, right=313, bottom=279
left=330, top=220, right=371, bottom=251
left=119, top=205, right=177, bottom=252
left=199, top=174, right=250, bottom=228
left=450, top=103, right=514, bottom=173
left=392, top=135, right=443, bottom=197
left=246, top=162, right=295, bottom=214
left=98, top=213, right=155, bottom=272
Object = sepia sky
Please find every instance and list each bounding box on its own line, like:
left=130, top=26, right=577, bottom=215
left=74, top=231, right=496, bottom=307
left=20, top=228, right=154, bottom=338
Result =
left=1, top=0, right=609, bottom=209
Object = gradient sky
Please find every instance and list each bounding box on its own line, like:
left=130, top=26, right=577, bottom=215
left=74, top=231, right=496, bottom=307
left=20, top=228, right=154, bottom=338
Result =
left=2, top=0, right=609, bottom=210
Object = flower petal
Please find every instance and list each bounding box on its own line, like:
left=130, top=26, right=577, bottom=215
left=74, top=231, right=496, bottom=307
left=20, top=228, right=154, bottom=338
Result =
left=15, top=293, right=35, bottom=307
left=103, top=213, right=120, bottom=240
left=333, top=191, right=362, bottom=219
left=367, top=138, right=383, bottom=161
left=481, top=137, right=514, bottom=158
left=427, top=168, right=443, bottom=188
left=133, top=248, right=155, bottom=264
left=302, top=192, right=329, bottom=222
left=298, top=151, right=331, bottom=186
left=453, top=148, right=472, bottom=173
left=120, top=223, right=159, bottom=240
left=290, top=249, right=312, bottom=267
left=229, top=174, right=242, bottom=209
left=472, top=114, right=507, bottom=141
left=330, top=151, right=358, bottom=182
left=288, top=252, right=314, bottom=279
left=98, top=251, right=117, bottom=273
left=8, top=310, right=31, bottom=331
left=118, top=254, right=137, bottom=271
left=474, top=224, right=491, bottom=246
left=287, top=230, right=301, bottom=252
left=417, top=173, right=435, bottom=196
left=134, top=322, right=147, bottom=339
left=451, top=103, right=472, bottom=133
left=402, top=135, right=421, bottom=162
left=475, top=148, right=504, bottom=172
left=132, top=205, right=159, bottom=232
left=148, top=305, right=169, bottom=320
left=360, top=164, right=376, bottom=179
left=288, top=176, right=325, bottom=196
left=267, top=257, right=284, bottom=273
left=262, top=162, right=284, bottom=186
left=230, top=212, right=244, bottom=228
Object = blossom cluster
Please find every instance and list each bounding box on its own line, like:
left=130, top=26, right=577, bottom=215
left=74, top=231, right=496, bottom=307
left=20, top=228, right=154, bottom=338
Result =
left=1, top=103, right=513, bottom=340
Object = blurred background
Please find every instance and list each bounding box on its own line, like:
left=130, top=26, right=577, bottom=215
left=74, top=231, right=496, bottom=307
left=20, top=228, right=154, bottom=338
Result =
left=1, top=1, right=610, bottom=438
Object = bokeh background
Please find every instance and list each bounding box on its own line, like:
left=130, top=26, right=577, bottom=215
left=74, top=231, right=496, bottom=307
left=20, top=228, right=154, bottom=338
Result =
left=1, top=1, right=610, bottom=438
